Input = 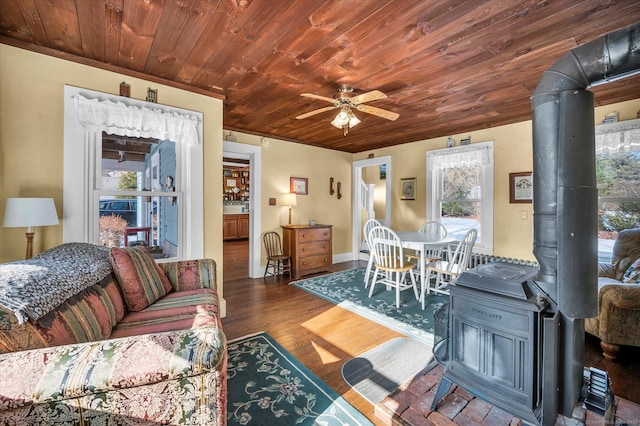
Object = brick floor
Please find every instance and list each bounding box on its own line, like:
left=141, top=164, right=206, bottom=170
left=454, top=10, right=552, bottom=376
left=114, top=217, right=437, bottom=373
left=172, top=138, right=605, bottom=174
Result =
left=376, top=364, right=640, bottom=425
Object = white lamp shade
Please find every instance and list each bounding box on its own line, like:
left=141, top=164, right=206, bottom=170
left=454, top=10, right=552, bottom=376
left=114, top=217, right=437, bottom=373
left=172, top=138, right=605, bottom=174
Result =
left=281, top=193, right=297, bottom=207
left=348, top=111, right=361, bottom=127
left=331, top=110, right=350, bottom=128
left=3, top=198, right=60, bottom=228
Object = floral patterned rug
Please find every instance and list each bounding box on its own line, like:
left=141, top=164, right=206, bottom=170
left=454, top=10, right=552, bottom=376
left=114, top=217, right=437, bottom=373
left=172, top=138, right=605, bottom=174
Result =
left=290, top=268, right=448, bottom=346
left=227, top=332, right=373, bottom=425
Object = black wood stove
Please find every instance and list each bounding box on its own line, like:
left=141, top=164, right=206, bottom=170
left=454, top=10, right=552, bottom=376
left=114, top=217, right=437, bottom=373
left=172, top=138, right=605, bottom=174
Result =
left=431, top=262, right=557, bottom=425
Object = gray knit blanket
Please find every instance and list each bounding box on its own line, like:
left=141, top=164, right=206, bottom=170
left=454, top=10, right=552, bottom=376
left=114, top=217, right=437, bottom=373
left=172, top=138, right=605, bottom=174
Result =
left=0, top=243, right=112, bottom=324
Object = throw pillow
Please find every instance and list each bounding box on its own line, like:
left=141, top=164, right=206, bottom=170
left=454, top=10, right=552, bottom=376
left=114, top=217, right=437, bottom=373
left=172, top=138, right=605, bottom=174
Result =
left=622, top=258, right=640, bottom=283
left=109, top=247, right=173, bottom=311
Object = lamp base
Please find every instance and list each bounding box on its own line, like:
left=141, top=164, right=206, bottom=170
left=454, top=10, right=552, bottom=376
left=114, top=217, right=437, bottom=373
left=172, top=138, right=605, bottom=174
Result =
left=25, top=232, right=34, bottom=259
left=288, top=207, right=292, bottom=225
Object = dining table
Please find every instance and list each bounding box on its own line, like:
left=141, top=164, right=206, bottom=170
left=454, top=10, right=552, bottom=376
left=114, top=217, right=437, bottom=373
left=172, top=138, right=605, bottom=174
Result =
left=394, top=231, right=457, bottom=309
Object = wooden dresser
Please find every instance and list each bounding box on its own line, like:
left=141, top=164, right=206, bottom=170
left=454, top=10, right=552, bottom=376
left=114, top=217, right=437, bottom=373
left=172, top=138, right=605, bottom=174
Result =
left=281, top=224, right=332, bottom=279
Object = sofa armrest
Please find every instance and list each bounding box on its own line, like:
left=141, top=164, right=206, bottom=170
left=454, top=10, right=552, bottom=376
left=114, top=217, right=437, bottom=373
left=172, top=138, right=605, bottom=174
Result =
left=598, top=262, right=616, bottom=279
left=595, top=283, right=640, bottom=345
left=161, top=258, right=217, bottom=292
left=0, top=326, right=226, bottom=410
left=598, top=283, right=640, bottom=311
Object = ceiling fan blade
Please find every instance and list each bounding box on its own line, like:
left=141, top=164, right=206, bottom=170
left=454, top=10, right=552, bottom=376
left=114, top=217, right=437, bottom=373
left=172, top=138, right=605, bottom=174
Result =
left=300, top=93, right=337, bottom=104
left=350, top=90, right=387, bottom=105
left=356, top=104, right=399, bottom=121
left=296, top=105, right=336, bottom=120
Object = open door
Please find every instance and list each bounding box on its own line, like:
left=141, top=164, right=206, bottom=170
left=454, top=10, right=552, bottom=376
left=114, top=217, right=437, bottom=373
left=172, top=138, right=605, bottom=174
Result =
left=352, top=155, right=392, bottom=261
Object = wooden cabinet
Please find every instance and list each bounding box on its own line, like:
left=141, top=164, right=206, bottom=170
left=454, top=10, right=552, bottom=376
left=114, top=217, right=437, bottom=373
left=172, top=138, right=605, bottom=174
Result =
left=238, top=215, right=249, bottom=239
left=281, top=225, right=332, bottom=279
left=224, top=214, right=249, bottom=240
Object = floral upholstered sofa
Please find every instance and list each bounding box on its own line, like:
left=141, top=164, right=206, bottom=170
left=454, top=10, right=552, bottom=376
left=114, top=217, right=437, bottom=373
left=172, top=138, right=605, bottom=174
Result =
left=586, top=228, right=640, bottom=361
left=0, top=243, right=227, bottom=425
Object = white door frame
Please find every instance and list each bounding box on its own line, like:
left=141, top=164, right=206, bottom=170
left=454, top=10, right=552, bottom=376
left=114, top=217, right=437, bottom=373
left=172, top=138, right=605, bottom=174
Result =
left=352, top=155, right=392, bottom=260
left=223, top=141, right=262, bottom=278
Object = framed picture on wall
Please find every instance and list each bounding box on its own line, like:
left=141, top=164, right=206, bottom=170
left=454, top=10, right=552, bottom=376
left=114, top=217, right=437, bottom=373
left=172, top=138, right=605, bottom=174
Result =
left=290, top=177, right=308, bottom=195
left=400, top=178, right=416, bottom=200
left=379, top=164, right=387, bottom=180
left=509, top=172, right=533, bottom=203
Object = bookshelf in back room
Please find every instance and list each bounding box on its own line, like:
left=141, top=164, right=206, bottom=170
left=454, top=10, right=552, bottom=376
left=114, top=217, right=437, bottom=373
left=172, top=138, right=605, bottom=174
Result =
left=223, top=162, right=250, bottom=240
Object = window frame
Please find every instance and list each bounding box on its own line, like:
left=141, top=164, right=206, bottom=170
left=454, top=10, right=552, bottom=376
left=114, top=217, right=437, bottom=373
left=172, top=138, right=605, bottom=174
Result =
left=63, top=85, right=203, bottom=260
left=426, top=141, right=494, bottom=254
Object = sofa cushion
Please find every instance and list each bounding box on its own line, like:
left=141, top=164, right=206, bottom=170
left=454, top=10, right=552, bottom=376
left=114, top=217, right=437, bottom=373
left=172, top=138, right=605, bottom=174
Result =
left=623, top=258, right=640, bottom=283
left=109, top=247, right=172, bottom=312
left=161, top=259, right=216, bottom=291
left=110, top=289, right=220, bottom=338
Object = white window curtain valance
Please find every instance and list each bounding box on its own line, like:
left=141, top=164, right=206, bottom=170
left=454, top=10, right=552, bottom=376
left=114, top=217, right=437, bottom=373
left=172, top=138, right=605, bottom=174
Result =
left=427, top=144, right=491, bottom=168
left=73, top=94, right=201, bottom=145
left=595, top=128, right=640, bottom=154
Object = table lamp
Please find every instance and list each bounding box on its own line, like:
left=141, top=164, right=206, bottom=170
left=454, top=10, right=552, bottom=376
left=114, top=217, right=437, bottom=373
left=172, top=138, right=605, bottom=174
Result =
left=282, top=193, right=297, bottom=225
left=3, top=197, right=59, bottom=259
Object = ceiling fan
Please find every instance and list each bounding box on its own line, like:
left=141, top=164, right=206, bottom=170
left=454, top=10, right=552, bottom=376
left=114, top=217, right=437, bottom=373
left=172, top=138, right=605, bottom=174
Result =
left=296, top=87, right=399, bottom=136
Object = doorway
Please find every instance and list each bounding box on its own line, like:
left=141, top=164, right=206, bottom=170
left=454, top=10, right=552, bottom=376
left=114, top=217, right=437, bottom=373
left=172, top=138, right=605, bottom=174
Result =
left=352, top=155, right=392, bottom=261
left=223, top=141, right=262, bottom=278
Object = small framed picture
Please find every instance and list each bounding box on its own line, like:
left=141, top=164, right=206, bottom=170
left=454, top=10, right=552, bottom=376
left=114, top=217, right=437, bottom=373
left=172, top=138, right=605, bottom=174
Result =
left=227, top=178, right=237, bottom=187
left=400, top=178, right=416, bottom=200
left=509, top=172, right=533, bottom=203
left=379, top=164, right=387, bottom=180
left=290, top=177, right=308, bottom=195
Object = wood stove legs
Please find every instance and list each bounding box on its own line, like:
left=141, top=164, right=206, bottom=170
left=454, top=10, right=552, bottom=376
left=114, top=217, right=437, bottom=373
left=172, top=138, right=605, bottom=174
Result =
left=430, top=376, right=453, bottom=411
left=600, top=342, right=620, bottom=361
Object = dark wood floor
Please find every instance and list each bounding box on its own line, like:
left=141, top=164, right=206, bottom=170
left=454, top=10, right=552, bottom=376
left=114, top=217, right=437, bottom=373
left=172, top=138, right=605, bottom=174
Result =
left=221, top=239, right=640, bottom=424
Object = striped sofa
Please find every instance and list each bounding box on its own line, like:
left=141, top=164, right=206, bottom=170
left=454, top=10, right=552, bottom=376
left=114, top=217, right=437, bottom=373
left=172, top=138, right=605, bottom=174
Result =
left=0, top=245, right=227, bottom=425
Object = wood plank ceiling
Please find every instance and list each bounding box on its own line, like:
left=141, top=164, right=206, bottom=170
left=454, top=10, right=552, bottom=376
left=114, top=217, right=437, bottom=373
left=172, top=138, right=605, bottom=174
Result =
left=1, top=0, right=639, bottom=153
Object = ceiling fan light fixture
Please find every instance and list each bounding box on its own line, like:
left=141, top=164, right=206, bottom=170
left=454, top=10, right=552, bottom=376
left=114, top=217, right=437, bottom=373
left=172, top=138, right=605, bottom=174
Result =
left=331, top=110, right=350, bottom=128
left=348, top=111, right=361, bottom=127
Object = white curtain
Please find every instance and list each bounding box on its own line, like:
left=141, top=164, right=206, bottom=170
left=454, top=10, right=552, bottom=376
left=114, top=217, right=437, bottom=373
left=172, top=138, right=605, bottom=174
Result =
left=72, top=94, right=201, bottom=145
left=427, top=144, right=491, bottom=168
left=595, top=120, right=640, bottom=154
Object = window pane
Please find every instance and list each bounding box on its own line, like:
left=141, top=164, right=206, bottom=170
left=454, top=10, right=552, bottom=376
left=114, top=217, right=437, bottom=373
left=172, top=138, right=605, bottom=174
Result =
left=441, top=201, right=481, bottom=240
left=596, top=152, right=640, bottom=198
left=442, top=165, right=481, bottom=201
left=596, top=151, right=640, bottom=261
left=98, top=134, right=178, bottom=259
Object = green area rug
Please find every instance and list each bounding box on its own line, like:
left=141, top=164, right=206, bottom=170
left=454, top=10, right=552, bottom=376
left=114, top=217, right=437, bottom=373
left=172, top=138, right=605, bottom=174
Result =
left=227, top=332, right=373, bottom=425
left=290, top=268, right=447, bottom=346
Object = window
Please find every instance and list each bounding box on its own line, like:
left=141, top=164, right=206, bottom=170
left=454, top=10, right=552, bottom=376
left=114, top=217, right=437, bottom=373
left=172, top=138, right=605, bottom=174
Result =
left=426, top=142, right=494, bottom=253
left=596, top=119, right=640, bottom=261
left=98, top=136, right=180, bottom=257
left=63, top=85, right=204, bottom=260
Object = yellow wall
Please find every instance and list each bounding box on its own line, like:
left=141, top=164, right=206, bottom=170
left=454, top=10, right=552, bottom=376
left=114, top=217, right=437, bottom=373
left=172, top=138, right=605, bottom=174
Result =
left=353, top=98, right=640, bottom=261
left=221, top=132, right=353, bottom=264
left=0, top=45, right=225, bottom=301
left=2, top=43, right=639, bottom=272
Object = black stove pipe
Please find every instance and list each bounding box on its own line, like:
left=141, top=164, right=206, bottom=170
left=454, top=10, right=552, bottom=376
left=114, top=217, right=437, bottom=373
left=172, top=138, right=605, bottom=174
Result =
left=531, top=22, right=640, bottom=417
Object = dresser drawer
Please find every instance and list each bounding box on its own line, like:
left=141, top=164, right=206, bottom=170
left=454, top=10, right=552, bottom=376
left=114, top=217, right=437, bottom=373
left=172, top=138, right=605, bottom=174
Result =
left=300, top=254, right=331, bottom=270
left=297, top=228, right=331, bottom=243
left=298, top=241, right=331, bottom=257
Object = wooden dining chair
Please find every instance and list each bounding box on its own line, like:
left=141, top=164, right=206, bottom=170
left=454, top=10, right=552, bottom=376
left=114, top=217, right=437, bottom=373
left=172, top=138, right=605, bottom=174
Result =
left=426, top=228, right=477, bottom=296
left=363, top=218, right=382, bottom=288
left=407, top=221, right=448, bottom=264
left=368, top=225, right=419, bottom=308
left=263, top=231, right=292, bottom=282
